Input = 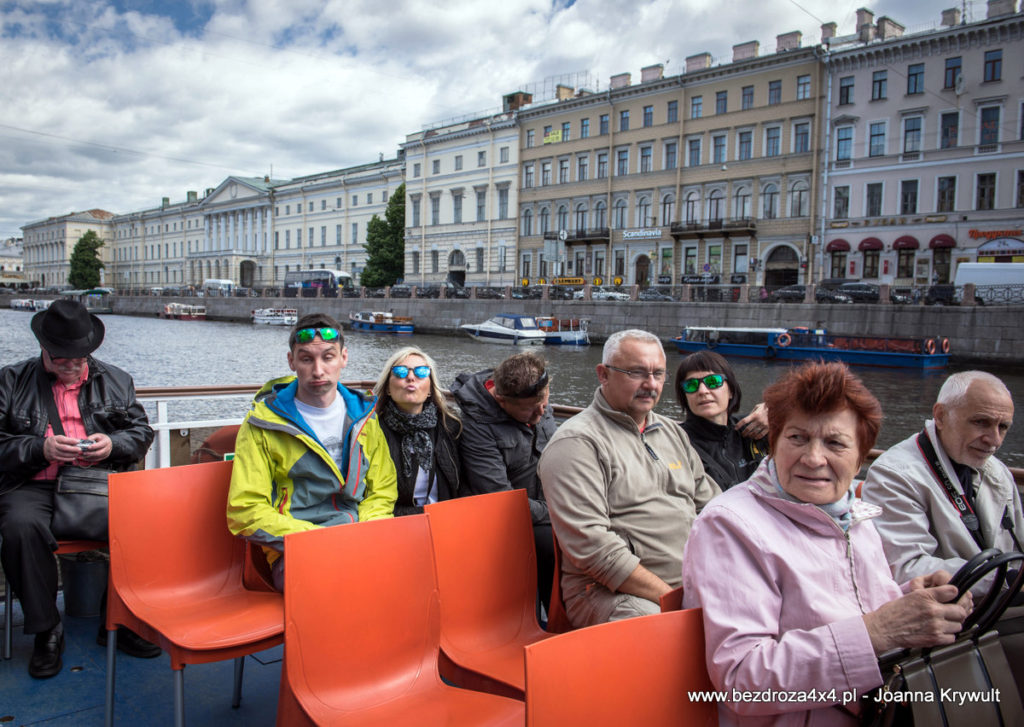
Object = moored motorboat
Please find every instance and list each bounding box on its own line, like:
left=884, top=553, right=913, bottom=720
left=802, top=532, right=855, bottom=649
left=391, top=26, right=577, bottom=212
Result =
left=671, top=326, right=950, bottom=369
left=537, top=316, right=590, bottom=345
left=160, top=302, right=206, bottom=321
left=349, top=310, right=414, bottom=334
left=32, top=299, right=52, bottom=312
left=251, top=308, right=298, bottom=326
left=10, top=299, right=35, bottom=311
left=459, top=314, right=546, bottom=345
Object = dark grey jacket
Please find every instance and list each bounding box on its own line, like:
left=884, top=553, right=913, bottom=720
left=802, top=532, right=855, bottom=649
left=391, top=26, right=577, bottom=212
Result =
left=0, top=355, right=154, bottom=495
left=451, top=369, right=555, bottom=525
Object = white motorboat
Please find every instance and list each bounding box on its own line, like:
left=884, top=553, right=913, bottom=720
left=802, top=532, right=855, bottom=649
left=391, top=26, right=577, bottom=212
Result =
left=536, top=317, right=590, bottom=345
left=252, top=308, right=298, bottom=326
left=459, top=314, right=546, bottom=345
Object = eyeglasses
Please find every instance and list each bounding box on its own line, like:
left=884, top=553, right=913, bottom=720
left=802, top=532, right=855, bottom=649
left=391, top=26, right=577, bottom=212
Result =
left=604, top=364, right=667, bottom=381
left=294, top=327, right=340, bottom=344
left=681, top=374, right=725, bottom=394
left=392, top=365, right=431, bottom=380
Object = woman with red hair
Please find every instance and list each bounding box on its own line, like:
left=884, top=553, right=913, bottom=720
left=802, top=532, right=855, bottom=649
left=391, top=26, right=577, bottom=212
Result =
left=682, top=362, right=970, bottom=726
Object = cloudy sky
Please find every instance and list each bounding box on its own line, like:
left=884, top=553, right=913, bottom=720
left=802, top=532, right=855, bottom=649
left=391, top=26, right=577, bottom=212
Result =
left=0, top=0, right=975, bottom=239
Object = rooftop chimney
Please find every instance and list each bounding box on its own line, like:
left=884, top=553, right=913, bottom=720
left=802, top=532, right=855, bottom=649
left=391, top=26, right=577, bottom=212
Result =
left=941, top=7, right=961, bottom=25
left=641, top=64, right=664, bottom=83
left=205, top=188, right=214, bottom=198
left=556, top=84, right=575, bottom=101
left=776, top=31, right=802, bottom=52
left=186, top=190, right=198, bottom=203
left=502, top=91, right=532, bottom=112
left=821, top=22, right=837, bottom=42
left=732, top=41, right=759, bottom=62
left=876, top=16, right=905, bottom=40
left=856, top=7, right=875, bottom=42
left=685, top=53, right=712, bottom=73
left=609, top=72, right=631, bottom=89
left=987, top=0, right=1017, bottom=18
left=161, top=197, right=169, bottom=208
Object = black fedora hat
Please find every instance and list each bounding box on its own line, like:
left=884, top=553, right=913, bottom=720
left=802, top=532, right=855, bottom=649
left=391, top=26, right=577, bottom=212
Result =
left=31, top=300, right=105, bottom=358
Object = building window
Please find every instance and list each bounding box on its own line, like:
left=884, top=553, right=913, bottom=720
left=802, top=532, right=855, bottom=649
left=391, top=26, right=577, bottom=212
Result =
left=599, top=114, right=609, bottom=135
left=539, top=208, right=549, bottom=233
left=637, top=197, right=651, bottom=227
left=643, top=105, right=653, bottom=127
left=498, top=188, right=509, bottom=220
left=430, top=195, right=440, bottom=225
left=863, top=250, right=879, bottom=278
left=500, top=146, right=509, bottom=163
left=834, top=186, right=850, bottom=218
left=839, top=76, right=854, bottom=105
left=432, top=159, right=440, bottom=174
left=900, top=180, right=918, bottom=214
left=543, top=125, right=552, bottom=140
left=937, top=176, right=956, bottom=212
left=980, top=106, right=1000, bottom=147
left=1017, top=171, right=1024, bottom=208
left=575, top=204, right=587, bottom=230
left=597, top=151, right=608, bottom=178
left=830, top=251, right=847, bottom=278
left=453, top=193, right=463, bottom=224
left=872, top=70, right=887, bottom=100
left=476, top=190, right=486, bottom=221
left=738, top=130, right=752, bottom=160
left=684, top=246, right=697, bottom=275
left=977, top=173, right=996, bottom=210
left=907, top=63, right=924, bottom=94
left=940, top=112, right=959, bottom=148
left=685, top=194, right=698, bottom=224
left=762, top=185, right=778, bottom=219
left=897, top=249, right=915, bottom=279
left=866, top=183, right=883, bottom=216
left=526, top=129, right=535, bottom=147
left=741, top=85, right=754, bottom=110
left=796, top=74, right=811, bottom=100
left=836, top=126, right=853, bottom=161
left=594, top=201, right=606, bottom=228
left=765, top=127, right=780, bottom=157
left=640, top=145, right=652, bottom=173
left=558, top=158, right=569, bottom=183
left=691, top=96, right=702, bottom=119
left=665, top=141, right=677, bottom=169
left=984, top=49, right=1002, bottom=82
left=667, top=100, right=678, bottom=123
left=520, top=254, right=530, bottom=279
left=903, top=117, right=922, bottom=153
left=661, top=194, right=675, bottom=225
left=577, top=155, right=589, bottom=181
left=712, top=135, right=726, bottom=163
left=541, top=161, right=551, bottom=186
left=619, top=110, right=630, bottom=131
left=944, top=57, right=961, bottom=89
left=411, top=196, right=421, bottom=227
left=475, top=247, right=484, bottom=273
left=794, top=122, right=810, bottom=153
left=524, top=165, right=534, bottom=188
left=521, top=209, right=532, bottom=236
left=562, top=121, right=571, bottom=141
left=790, top=183, right=808, bottom=217
left=477, top=151, right=486, bottom=167
left=581, top=118, right=590, bottom=138
left=454, top=155, right=463, bottom=170
left=616, top=149, right=629, bottom=175
left=431, top=250, right=439, bottom=274
left=715, top=91, right=727, bottom=114
left=352, top=223, right=358, bottom=244
left=688, top=138, right=701, bottom=167
left=613, top=199, right=627, bottom=228
left=768, top=80, right=781, bottom=105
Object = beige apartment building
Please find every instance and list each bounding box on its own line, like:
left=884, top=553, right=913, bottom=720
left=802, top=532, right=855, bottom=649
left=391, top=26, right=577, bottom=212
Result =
left=22, top=209, right=115, bottom=288
left=516, top=35, right=824, bottom=289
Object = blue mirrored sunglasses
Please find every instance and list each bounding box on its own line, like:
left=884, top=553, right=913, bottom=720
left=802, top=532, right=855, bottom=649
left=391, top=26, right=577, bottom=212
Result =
left=295, top=327, right=340, bottom=343
left=392, top=365, right=431, bottom=380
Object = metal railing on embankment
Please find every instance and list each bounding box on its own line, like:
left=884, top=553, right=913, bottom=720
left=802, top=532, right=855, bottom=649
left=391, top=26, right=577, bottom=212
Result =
left=137, top=383, right=1024, bottom=487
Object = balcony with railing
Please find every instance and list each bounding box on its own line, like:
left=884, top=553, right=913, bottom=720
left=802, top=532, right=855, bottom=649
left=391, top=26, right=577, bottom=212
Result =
left=670, top=218, right=756, bottom=238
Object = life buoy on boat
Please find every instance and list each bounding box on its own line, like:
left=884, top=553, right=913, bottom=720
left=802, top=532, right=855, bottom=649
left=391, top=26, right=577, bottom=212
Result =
left=941, top=338, right=950, bottom=354
left=776, top=333, right=792, bottom=348
left=923, top=338, right=936, bottom=355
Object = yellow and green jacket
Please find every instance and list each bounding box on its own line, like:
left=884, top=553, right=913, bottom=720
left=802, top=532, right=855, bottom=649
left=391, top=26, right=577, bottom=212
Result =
left=226, top=375, right=397, bottom=564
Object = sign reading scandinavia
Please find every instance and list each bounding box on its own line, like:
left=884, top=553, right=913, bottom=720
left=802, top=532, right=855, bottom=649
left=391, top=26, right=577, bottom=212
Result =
left=622, top=229, right=662, bottom=240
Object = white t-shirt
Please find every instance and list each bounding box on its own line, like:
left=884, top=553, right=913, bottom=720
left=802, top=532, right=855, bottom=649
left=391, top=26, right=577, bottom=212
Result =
left=412, top=466, right=438, bottom=506
left=294, top=395, right=347, bottom=473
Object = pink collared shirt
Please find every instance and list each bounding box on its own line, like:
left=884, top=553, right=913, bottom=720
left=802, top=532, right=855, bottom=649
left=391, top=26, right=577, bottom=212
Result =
left=34, top=363, right=90, bottom=480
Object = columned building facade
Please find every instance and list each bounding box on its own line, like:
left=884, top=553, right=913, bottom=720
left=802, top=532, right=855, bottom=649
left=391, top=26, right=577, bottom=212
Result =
left=22, top=210, right=114, bottom=288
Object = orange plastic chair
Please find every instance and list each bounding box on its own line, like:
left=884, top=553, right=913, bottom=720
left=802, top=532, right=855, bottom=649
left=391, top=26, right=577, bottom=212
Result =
left=424, top=490, right=553, bottom=698
left=543, top=529, right=574, bottom=634
left=660, top=585, right=684, bottom=612
left=189, top=424, right=240, bottom=464
left=524, top=608, right=719, bottom=727
left=104, top=461, right=283, bottom=726
left=276, top=515, right=524, bottom=726
left=3, top=539, right=105, bottom=660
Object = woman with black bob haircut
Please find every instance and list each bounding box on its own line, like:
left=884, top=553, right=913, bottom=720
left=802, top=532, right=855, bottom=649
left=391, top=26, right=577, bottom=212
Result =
left=675, top=350, right=768, bottom=490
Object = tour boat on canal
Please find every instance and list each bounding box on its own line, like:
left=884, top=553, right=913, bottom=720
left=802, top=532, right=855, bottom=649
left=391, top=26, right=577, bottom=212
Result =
left=349, top=310, right=414, bottom=334
left=536, top=316, right=590, bottom=346
left=671, top=326, right=950, bottom=370
left=251, top=308, right=298, bottom=326
left=9, top=298, right=35, bottom=311
left=459, top=313, right=547, bottom=345
left=160, top=302, right=206, bottom=321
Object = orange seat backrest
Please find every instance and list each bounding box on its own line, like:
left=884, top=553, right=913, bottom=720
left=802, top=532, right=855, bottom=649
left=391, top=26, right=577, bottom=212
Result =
left=524, top=608, right=718, bottom=727
left=544, top=529, right=574, bottom=633
left=660, top=585, right=684, bottom=612
left=191, top=424, right=241, bottom=464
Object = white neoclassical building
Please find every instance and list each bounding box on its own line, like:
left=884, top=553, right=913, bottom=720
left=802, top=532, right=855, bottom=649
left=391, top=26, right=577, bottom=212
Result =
left=22, top=210, right=115, bottom=288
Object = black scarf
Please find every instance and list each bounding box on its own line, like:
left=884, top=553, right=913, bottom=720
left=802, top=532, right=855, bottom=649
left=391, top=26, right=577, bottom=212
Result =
left=381, top=398, right=437, bottom=481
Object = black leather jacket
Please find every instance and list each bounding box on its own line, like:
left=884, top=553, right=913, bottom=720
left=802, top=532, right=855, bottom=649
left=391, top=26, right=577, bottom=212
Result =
left=381, top=413, right=462, bottom=517
left=680, top=414, right=768, bottom=491
left=0, top=355, right=154, bottom=495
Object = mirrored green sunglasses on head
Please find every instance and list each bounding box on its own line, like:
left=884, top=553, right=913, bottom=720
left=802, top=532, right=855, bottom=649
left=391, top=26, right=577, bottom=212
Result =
left=295, top=327, right=340, bottom=343
left=681, top=373, right=725, bottom=394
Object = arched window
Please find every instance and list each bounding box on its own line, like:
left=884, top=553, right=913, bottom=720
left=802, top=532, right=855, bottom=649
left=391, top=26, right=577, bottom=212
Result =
left=733, top=187, right=751, bottom=219
left=594, top=201, right=607, bottom=229
left=660, top=194, right=675, bottom=226
left=685, top=192, right=699, bottom=223
left=449, top=249, right=466, bottom=267
left=334, top=255, right=342, bottom=268
left=613, top=199, right=628, bottom=229
left=637, top=196, right=651, bottom=227
left=708, top=190, right=723, bottom=222
left=762, top=184, right=779, bottom=219
left=789, top=181, right=809, bottom=217
left=539, top=207, right=550, bottom=234
left=521, top=209, right=533, bottom=236
left=575, top=203, right=587, bottom=230
left=556, top=205, right=568, bottom=231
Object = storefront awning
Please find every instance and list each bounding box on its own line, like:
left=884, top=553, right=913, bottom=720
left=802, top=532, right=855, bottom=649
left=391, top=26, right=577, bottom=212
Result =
left=929, top=234, right=956, bottom=249
left=826, top=239, right=850, bottom=252
left=858, top=237, right=883, bottom=251
left=893, top=235, right=919, bottom=250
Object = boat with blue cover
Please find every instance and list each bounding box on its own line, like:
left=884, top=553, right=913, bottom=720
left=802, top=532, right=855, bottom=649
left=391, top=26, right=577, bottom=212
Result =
left=349, top=310, right=414, bottom=334
left=671, top=326, right=950, bottom=370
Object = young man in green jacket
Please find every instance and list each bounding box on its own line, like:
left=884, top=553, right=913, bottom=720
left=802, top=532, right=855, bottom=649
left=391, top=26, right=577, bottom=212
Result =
left=227, top=313, right=397, bottom=590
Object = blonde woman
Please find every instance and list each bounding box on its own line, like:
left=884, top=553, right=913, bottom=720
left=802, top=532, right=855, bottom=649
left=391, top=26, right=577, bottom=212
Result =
left=373, top=346, right=463, bottom=515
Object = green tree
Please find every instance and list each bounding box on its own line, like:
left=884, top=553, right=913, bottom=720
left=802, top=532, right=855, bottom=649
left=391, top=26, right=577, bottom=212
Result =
left=361, top=182, right=405, bottom=288
left=68, top=230, right=105, bottom=289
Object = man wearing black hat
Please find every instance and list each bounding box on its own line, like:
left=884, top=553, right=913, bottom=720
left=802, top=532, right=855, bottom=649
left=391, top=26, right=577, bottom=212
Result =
left=0, top=299, right=158, bottom=678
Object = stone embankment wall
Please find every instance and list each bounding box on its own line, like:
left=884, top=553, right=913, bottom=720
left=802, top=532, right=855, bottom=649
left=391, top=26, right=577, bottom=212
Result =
left=8, top=296, right=1018, bottom=363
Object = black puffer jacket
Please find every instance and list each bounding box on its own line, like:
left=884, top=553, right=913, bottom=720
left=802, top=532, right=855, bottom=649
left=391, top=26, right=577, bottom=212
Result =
left=680, top=414, right=768, bottom=491
left=451, top=369, right=555, bottom=525
left=381, top=412, right=462, bottom=516
left=0, top=356, right=154, bottom=495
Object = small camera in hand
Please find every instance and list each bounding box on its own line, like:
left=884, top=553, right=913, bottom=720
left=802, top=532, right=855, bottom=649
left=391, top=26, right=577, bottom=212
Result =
left=77, top=439, right=93, bottom=450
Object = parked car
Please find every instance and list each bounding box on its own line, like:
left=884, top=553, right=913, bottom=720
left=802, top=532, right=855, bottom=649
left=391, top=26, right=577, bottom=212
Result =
left=924, top=284, right=961, bottom=305
left=638, top=287, right=674, bottom=301
left=548, top=286, right=576, bottom=300
left=389, top=284, right=412, bottom=298
left=769, top=284, right=806, bottom=303
left=889, top=288, right=913, bottom=304
left=474, top=286, right=506, bottom=300
left=835, top=282, right=880, bottom=303
left=365, top=287, right=387, bottom=298
left=511, top=286, right=542, bottom=300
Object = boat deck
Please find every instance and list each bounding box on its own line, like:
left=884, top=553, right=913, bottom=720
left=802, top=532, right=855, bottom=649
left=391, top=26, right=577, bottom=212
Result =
left=1, top=593, right=280, bottom=726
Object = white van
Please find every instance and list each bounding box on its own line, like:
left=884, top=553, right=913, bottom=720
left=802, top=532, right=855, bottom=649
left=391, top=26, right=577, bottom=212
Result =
left=202, top=279, right=235, bottom=297
left=953, top=263, right=1024, bottom=304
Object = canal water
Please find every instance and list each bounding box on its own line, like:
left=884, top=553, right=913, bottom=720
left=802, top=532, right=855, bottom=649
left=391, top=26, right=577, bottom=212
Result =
left=2, top=309, right=1022, bottom=467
